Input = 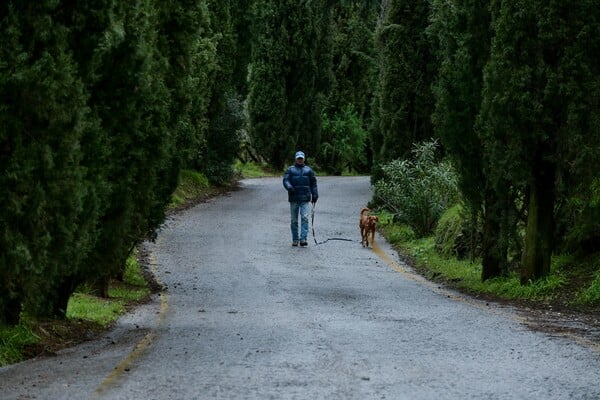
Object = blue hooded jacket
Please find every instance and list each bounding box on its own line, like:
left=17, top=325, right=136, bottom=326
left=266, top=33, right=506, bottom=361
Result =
left=283, top=163, right=318, bottom=203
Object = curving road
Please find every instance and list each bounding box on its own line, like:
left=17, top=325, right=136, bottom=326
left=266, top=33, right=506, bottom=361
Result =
left=1, top=176, right=599, bottom=399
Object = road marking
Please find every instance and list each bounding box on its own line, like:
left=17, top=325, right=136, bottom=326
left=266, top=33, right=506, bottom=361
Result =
left=92, top=250, right=169, bottom=398
left=371, top=240, right=600, bottom=352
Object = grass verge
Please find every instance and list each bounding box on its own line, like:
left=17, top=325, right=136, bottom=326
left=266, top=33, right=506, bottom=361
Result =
left=170, top=169, right=211, bottom=208
left=379, top=214, right=600, bottom=313
left=234, top=161, right=280, bottom=178
left=0, top=324, right=39, bottom=366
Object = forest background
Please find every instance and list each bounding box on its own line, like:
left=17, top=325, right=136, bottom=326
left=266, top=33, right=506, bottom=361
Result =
left=1, top=0, right=598, bottom=336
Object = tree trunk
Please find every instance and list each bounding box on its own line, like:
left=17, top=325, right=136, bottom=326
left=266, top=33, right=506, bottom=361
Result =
left=48, top=275, right=78, bottom=319
left=0, top=297, right=22, bottom=327
left=469, top=208, right=478, bottom=264
left=521, top=161, right=556, bottom=284
left=481, top=188, right=508, bottom=281
left=481, top=209, right=502, bottom=280
left=91, top=275, right=110, bottom=299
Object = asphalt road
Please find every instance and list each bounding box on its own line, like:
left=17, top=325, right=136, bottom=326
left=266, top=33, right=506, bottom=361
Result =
left=1, top=176, right=599, bottom=399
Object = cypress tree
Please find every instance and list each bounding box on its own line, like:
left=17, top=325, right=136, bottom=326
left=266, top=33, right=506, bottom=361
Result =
left=320, top=1, right=378, bottom=173
left=247, top=0, right=287, bottom=167
left=80, top=0, right=174, bottom=298
left=554, top=5, right=600, bottom=256
left=157, top=0, right=216, bottom=171
left=430, top=0, right=489, bottom=217
left=204, top=0, right=243, bottom=185
left=430, top=0, right=513, bottom=280
left=371, top=0, right=436, bottom=169
left=0, top=1, right=95, bottom=321
left=479, top=0, right=600, bottom=283
left=328, top=1, right=378, bottom=119
left=231, top=0, right=254, bottom=96
left=248, top=0, right=323, bottom=169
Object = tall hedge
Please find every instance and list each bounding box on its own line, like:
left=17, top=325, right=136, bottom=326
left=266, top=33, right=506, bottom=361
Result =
left=328, top=1, right=379, bottom=120
left=230, top=0, right=254, bottom=96
left=81, top=0, right=176, bottom=299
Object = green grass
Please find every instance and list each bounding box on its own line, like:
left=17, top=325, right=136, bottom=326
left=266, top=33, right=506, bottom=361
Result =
left=379, top=212, right=415, bottom=244
left=234, top=160, right=279, bottom=178
left=0, top=323, right=39, bottom=366
left=576, top=258, right=600, bottom=306
left=66, top=294, right=125, bottom=326
left=340, top=169, right=367, bottom=177
left=170, top=169, right=211, bottom=208
left=475, top=274, right=566, bottom=298
left=67, top=254, right=149, bottom=324
left=578, top=272, right=600, bottom=304
left=122, top=253, right=149, bottom=288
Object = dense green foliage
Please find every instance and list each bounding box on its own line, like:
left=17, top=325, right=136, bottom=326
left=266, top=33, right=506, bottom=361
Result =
left=1, top=1, right=102, bottom=323
left=327, top=2, right=379, bottom=120
left=320, top=105, right=368, bottom=175
left=204, top=0, right=243, bottom=185
left=247, top=0, right=325, bottom=169
left=321, top=1, right=379, bottom=174
left=434, top=205, right=479, bottom=260
left=0, top=1, right=240, bottom=326
left=157, top=0, right=214, bottom=170
left=381, top=221, right=572, bottom=304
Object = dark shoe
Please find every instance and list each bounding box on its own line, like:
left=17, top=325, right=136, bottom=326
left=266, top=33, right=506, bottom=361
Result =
left=292, top=241, right=299, bottom=246
left=300, top=240, right=308, bottom=247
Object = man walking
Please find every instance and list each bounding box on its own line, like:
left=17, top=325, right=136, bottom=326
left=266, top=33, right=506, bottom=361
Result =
left=283, top=151, right=318, bottom=246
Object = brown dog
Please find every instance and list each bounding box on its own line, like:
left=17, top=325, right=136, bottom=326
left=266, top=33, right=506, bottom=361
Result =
left=359, top=207, right=379, bottom=247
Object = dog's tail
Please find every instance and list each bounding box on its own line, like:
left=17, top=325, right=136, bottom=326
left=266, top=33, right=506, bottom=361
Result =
left=360, top=207, right=370, bottom=216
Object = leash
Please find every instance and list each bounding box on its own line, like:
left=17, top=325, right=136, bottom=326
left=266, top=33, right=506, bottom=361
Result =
left=311, top=203, right=355, bottom=246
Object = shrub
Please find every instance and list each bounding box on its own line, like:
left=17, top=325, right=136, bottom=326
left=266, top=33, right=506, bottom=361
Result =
left=435, top=204, right=482, bottom=260
left=374, top=140, right=458, bottom=237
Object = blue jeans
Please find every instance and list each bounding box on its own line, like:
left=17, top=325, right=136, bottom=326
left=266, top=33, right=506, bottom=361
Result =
left=290, top=202, right=310, bottom=242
